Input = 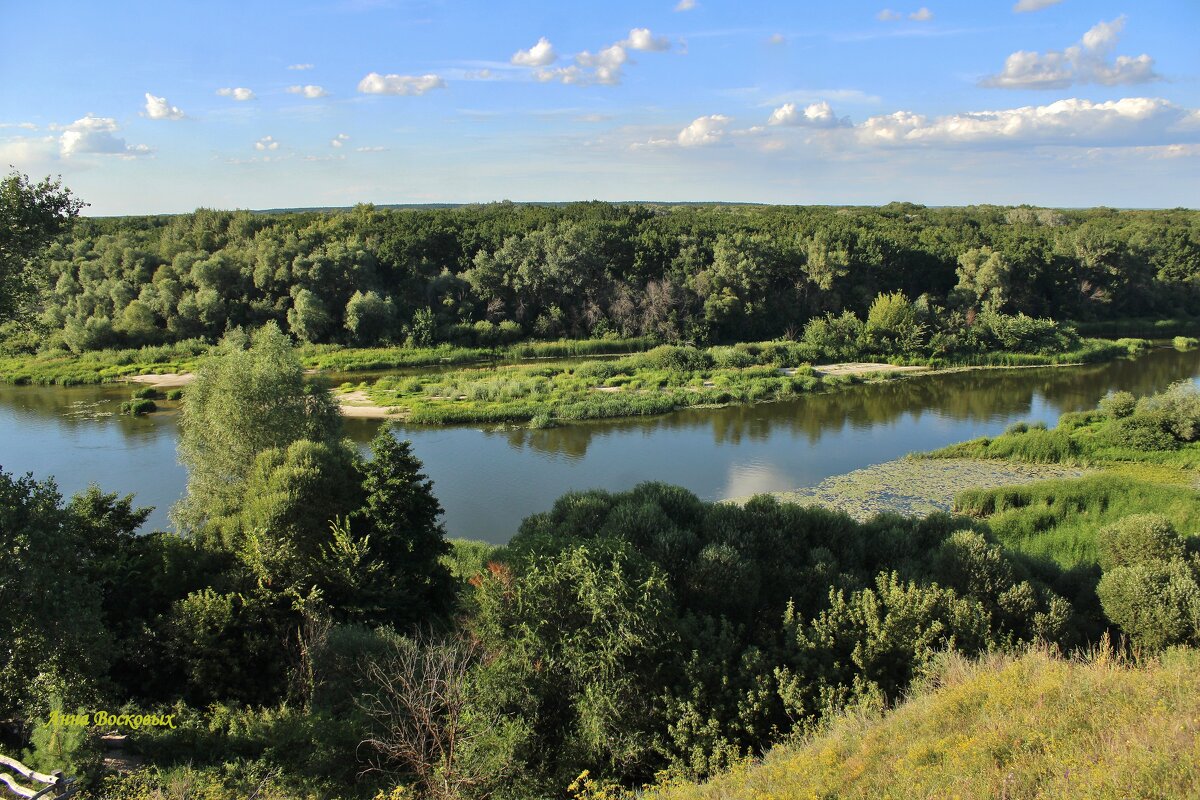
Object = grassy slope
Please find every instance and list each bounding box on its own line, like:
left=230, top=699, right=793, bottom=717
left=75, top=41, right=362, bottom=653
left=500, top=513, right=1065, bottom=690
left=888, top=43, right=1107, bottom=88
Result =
left=645, top=647, right=1200, bottom=800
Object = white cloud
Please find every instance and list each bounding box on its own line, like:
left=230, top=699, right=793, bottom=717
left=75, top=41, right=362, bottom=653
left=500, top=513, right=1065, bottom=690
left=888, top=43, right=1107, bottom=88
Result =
left=0, top=122, right=38, bottom=130
left=288, top=63, right=314, bottom=70
left=511, top=37, right=557, bottom=67
left=59, top=114, right=150, bottom=158
left=768, top=101, right=846, bottom=128
left=357, top=72, right=446, bottom=95
left=331, top=133, right=350, bottom=148
left=674, top=0, right=696, bottom=9
left=678, top=114, right=731, bottom=147
left=216, top=87, right=256, bottom=101
left=982, top=16, right=1158, bottom=89
left=623, top=28, right=670, bottom=52
left=909, top=7, right=933, bottom=21
left=0, top=136, right=58, bottom=164
left=767, top=33, right=787, bottom=46
left=255, top=135, right=280, bottom=151
left=854, top=97, right=1194, bottom=147
left=464, top=68, right=494, bottom=80
left=143, top=93, right=185, bottom=120
left=287, top=84, right=329, bottom=98
left=877, top=9, right=902, bottom=21
left=1014, top=0, right=1063, bottom=12
left=355, top=146, right=387, bottom=152
left=527, top=30, right=671, bottom=87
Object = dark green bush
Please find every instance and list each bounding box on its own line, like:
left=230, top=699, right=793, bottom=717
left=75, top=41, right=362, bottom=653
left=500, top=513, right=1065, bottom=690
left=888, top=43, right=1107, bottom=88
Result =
left=1097, top=560, right=1200, bottom=651
left=120, top=398, right=157, bottom=416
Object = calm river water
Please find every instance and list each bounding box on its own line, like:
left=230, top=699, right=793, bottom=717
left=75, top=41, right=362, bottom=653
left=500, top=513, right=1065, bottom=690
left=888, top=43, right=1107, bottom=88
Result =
left=2, top=347, right=1198, bottom=543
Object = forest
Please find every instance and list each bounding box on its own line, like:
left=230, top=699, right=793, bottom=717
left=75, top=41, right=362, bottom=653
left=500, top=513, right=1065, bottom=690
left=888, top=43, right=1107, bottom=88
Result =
left=3, top=199, right=1199, bottom=357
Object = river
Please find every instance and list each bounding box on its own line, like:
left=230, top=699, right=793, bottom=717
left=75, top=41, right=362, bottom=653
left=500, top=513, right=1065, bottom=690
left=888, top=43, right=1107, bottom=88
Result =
left=2, top=346, right=1197, bottom=543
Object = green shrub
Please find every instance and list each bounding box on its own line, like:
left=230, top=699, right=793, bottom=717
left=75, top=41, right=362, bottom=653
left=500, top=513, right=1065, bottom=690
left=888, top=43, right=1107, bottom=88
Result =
left=132, top=385, right=161, bottom=400
left=1174, top=336, right=1199, bottom=349
left=1135, top=381, right=1200, bottom=442
left=1097, top=559, right=1200, bottom=651
left=120, top=398, right=157, bottom=416
left=1104, top=413, right=1178, bottom=451
left=1098, top=390, right=1137, bottom=419
left=1095, top=514, right=1186, bottom=571
left=165, top=388, right=184, bottom=401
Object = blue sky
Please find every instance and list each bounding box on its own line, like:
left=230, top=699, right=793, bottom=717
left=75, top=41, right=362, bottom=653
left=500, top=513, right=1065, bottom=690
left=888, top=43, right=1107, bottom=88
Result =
left=2, top=0, right=1197, bottom=214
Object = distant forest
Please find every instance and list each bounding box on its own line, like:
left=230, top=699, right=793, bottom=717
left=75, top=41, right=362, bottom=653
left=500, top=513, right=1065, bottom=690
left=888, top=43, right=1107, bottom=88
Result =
left=14, top=201, right=1200, bottom=352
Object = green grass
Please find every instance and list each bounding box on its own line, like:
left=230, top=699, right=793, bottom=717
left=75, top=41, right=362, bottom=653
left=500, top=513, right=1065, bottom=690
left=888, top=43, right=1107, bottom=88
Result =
left=350, top=346, right=836, bottom=425
left=643, top=646, right=1200, bottom=800
left=0, top=340, right=212, bottom=385
left=955, top=475, right=1200, bottom=568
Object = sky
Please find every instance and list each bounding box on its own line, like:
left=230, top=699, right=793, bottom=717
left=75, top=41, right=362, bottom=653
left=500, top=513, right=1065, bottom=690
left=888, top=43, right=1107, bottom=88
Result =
left=1, top=0, right=1198, bottom=215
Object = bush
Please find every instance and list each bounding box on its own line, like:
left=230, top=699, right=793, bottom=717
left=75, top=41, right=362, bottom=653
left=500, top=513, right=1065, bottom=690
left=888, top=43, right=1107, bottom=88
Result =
left=1098, top=390, right=1137, bottom=419
left=132, top=385, right=161, bottom=400
left=120, top=398, right=157, bottom=416
left=1095, top=514, right=1186, bottom=571
left=1104, top=413, right=1179, bottom=451
left=645, top=345, right=713, bottom=373
left=1135, top=381, right=1200, bottom=442
left=1174, top=336, right=1199, bottom=349
left=1097, top=560, right=1200, bottom=651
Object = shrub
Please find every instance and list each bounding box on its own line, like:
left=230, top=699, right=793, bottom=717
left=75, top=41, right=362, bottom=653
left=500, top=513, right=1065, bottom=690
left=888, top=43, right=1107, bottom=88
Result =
left=1104, top=413, right=1178, bottom=451
left=120, top=398, right=157, bottom=416
left=1135, top=381, right=1200, bottom=442
left=165, top=388, right=184, bottom=401
left=132, top=385, right=161, bottom=400
left=1095, top=514, right=1186, bottom=571
left=646, top=345, right=713, bottom=373
left=1174, top=336, right=1199, bottom=349
left=1097, top=390, right=1136, bottom=419
left=1097, top=559, right=1200, bottom=651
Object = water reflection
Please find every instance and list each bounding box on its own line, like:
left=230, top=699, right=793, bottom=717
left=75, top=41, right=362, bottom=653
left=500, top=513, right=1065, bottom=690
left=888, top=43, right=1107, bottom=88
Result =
left=1, top=347, right=1197, bottom=542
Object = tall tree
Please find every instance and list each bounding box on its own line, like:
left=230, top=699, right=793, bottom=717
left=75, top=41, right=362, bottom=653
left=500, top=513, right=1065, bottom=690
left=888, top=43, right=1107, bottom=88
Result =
left=175, top=322, right=342, bottom=538
left=0, top=171, right=85, bottom=323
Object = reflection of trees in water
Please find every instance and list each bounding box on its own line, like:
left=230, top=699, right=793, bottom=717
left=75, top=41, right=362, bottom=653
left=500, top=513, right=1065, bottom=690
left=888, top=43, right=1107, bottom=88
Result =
left=9, top=349, right=1193, bottom=460
left=479, top=348, right=1200, bottom=457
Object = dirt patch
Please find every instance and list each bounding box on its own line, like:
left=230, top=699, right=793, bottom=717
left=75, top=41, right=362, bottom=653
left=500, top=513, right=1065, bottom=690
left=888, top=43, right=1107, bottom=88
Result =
left=337, top=389, right=402, bottom=418
left=123, top=373, right=195, bottom=388
left=809, top=362, right=931, bottom=377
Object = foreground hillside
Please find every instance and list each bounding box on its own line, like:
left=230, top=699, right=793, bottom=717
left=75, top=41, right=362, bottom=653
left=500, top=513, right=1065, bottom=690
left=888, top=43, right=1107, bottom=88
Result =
left=645, top=647, right=1200, bottom=800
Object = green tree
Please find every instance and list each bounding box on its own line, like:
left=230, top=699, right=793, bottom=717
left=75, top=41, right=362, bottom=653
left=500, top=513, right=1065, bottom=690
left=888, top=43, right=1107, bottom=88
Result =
left=175, top=322, right=342, bottom=537
left=0, top=171, right=86, bottom=323
left=353, top=425, right=454, bottom=626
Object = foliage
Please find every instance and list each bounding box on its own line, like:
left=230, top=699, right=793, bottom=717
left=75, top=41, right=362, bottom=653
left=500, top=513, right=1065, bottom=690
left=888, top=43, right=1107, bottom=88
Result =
left=9, top=201, right=1199, bottom=357
left=175, top=323, right=342, bottom=534
left=0, top=170, right=86, bottom=324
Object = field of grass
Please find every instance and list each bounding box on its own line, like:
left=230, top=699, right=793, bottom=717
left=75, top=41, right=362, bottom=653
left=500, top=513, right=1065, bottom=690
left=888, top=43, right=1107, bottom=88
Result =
left=643, top=646, right=1200, bottom=800
left=343, top=343, right=866, bottom=425
left=955, top=475, right=1200, bottom=568
left=0, top=339, right=212, bottom=385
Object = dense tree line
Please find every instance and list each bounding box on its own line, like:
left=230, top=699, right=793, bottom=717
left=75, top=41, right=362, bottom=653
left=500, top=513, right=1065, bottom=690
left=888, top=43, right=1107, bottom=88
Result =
left=7, top=201, right=1199, bottom=354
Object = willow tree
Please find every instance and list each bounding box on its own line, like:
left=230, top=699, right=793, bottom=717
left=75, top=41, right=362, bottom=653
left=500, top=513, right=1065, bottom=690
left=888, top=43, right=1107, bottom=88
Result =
left=175, top=322, right=342, bottom=540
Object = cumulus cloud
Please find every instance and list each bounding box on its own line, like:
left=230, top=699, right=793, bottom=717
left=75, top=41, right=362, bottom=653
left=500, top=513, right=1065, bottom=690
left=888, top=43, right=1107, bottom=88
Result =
left=675, top=0, right=696, bottom=9
left=767, top=101, right=846, bottom=128
left=876, top=9, right=902, bottom=21
left=909, top=7, right=933, bottom=21
left=331, top=133, right=349, bottom=148
left=624, top=28, right=670, bottom=52
left=854, top=97, right=1193, bottom=147
left=530, top=28, right=670, bottom=86
left=288, top=63, right=314, bottom=70
left=59, top=115, right=150, bottom=158
left=143, top=93, right=185, bottom=120
left=357, top=72, right=446, bottom=95
left=255, top=135, right=279, bottom=151
left=511, top=37, right=557, bottom=67
left=287, top=84, right=329, bottom=98
left=1014, top=0, right=1063, bottom=12
left=981, top=16, right=1158, bottom=89
left=678, top=114, right=732, bottom=147
left=216, top=87, right=255, bottom=101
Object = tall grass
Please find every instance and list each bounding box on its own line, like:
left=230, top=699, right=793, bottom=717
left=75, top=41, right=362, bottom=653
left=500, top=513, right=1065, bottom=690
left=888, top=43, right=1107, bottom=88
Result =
left=954, top=475, right=1200, bottom=567
left=643, top=646, right=1200, bottom=800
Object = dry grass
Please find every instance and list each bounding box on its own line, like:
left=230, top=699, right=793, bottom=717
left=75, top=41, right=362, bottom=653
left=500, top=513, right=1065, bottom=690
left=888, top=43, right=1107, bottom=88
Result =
left=644, top=646, right=1200, bottom=800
